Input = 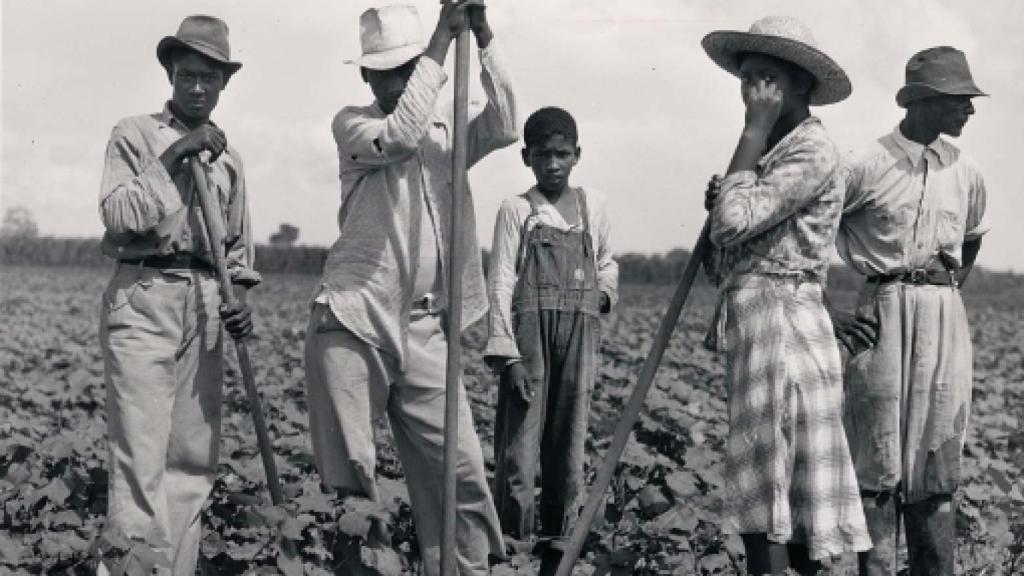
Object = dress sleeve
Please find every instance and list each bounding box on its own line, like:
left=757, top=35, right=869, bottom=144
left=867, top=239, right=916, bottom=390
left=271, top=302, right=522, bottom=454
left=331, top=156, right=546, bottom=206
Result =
left=709, top=137, right=837, bottom=248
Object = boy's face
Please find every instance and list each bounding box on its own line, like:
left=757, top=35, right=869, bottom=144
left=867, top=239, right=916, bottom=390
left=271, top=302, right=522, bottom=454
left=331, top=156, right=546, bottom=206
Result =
left=170, top=51, right=226, bottom=124
left=362, top=57, right=419, bottom=114
left=522, top=133, right=580, bottom=195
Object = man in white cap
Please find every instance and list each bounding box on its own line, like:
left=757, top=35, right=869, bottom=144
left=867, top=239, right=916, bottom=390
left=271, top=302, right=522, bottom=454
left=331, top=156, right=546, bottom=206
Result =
left=96, top=14, right=258, bottom=575
left=830, top=46, right=989, bottom=575
left=304, top=2, right=517, bottom=573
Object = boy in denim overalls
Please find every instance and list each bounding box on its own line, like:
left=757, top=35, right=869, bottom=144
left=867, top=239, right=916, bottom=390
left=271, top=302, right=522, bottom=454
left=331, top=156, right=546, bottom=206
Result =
left=484, top=107, right=618, bottom=572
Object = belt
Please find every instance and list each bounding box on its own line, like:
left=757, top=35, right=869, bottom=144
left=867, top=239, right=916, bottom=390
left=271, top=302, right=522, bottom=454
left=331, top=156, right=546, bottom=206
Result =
left=868, top=268, right=957, bottom=287
left=119, top=254, right=214, bottom=272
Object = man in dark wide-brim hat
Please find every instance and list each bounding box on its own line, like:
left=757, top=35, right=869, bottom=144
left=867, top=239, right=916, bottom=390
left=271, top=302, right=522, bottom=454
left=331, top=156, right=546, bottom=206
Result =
left=96, top=14, right=258, bottom=575
left=830, top=45, right=989, bottom=575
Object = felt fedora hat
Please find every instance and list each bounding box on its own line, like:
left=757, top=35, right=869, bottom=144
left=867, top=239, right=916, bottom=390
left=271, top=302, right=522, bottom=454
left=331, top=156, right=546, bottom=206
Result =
left=895, top=46, right=987, bottom=107
left=347, top=5, right=425, bottom=70
left=157, top=15, right=242, bottom=78
left=702, top=15, right=851, bottom=106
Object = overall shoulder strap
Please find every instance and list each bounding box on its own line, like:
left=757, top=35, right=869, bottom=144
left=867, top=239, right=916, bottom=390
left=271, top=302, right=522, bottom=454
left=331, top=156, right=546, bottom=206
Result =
left=576, top=187, right=591, bottom=233
left=515, top=193, right=539, bottom=275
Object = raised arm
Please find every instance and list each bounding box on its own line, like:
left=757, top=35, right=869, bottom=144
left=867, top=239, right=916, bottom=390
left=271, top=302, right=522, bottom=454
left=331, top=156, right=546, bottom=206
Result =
left=465, top=3, right=518, bottom=167
left=334, top=60, right=448, bottom=169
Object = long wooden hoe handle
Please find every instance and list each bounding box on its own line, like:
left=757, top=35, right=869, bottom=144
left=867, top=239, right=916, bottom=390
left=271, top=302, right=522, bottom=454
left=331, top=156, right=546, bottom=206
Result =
left=189, top=158, right=286, bottom=508
left=440, top=18, right=472, bottom=576
left=554, top=220, right=713, bottom=576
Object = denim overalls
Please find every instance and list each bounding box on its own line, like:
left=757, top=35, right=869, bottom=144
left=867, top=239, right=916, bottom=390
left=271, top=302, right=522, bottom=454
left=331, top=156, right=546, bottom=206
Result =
left=493, top=188, right=602, bottom=542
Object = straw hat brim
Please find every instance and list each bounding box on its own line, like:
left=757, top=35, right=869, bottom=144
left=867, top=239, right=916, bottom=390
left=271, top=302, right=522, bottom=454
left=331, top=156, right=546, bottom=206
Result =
left=157, top=37, right=242, bottom=77
left=702, top=31, right=851, bottom=106
left=346, top=44, right=424, bottom=71
left=895, top=82, right=988, bottom=108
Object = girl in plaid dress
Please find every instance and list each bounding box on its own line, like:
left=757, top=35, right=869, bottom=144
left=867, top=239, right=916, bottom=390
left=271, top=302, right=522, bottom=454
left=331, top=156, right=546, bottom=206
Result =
left=700, top=16, right=871, bottom=574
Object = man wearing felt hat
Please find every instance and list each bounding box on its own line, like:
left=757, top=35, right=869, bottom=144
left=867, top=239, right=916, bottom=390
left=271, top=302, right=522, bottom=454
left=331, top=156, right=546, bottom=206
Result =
left=303, top=2, right=516, bottom=574
left=700, top=15, right=872, bottom=575
left=829, top=46, right=989, bottom=575
left=96, top=14, right=257, bottom=574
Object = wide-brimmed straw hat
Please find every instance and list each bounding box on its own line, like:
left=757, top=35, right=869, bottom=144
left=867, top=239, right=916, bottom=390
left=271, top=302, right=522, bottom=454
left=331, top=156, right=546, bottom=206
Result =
left=157, top=15, right=242, bottom=78
left=347, top=5, right=424, bottom=70
left=701, top=15, right=851, bottom=106
left=895, top=46, right=987, bottom=108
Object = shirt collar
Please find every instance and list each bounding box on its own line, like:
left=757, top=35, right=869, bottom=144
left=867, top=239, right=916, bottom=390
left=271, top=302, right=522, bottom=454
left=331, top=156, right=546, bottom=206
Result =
left=758, top=116, right=821, bottom=170
left=159, top=101, right=217, bottom=131
left=890, top=125, right=952, bottom=168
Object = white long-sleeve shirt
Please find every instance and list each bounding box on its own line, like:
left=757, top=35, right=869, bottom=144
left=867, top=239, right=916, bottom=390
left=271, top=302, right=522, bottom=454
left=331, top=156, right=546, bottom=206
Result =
left=315, top=42, right=518, bottom=367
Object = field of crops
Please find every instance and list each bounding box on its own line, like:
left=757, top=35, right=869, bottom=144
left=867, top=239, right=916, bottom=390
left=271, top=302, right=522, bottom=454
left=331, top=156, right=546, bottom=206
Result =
left=1, top=265, right=1022, bottom=575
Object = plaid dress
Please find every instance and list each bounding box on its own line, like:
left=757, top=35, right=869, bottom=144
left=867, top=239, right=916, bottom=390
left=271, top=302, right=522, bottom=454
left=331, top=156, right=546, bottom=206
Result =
left=705, top=117, right=871, bottom=560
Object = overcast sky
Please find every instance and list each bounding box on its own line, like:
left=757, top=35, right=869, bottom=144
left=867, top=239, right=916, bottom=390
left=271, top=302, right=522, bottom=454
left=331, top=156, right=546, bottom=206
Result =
left=3, top=0, right=1022, bottom=271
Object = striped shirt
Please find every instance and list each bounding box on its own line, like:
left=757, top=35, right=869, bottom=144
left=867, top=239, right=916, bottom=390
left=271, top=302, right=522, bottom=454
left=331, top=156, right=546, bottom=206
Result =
left=315, top=42, right=518, bottom=367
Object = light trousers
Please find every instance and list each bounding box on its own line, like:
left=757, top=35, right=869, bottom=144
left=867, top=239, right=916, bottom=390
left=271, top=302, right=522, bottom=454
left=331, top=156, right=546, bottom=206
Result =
left=304, top=303, right=503, bottom=575
left=100, top=263, right=224, bottom=575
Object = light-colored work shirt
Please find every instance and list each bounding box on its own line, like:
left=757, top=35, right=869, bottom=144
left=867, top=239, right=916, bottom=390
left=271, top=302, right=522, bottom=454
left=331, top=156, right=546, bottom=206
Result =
left=706, top=116, right=843, bottom=285
left=836, top=126, right=988, bottom=276
left=315, top=42, right=518, bottom=367
left=98, top=103, right=259, bottom=285
left=483, top=186, right=619, bottom=360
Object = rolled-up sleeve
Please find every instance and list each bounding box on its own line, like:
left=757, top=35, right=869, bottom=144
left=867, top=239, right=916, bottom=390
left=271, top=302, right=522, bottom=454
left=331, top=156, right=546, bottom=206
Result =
left=467, top=41, right=519, bottom=168
left=334, top=58, right=448, bottom=169
left=222, top=154, right=261, bottom=287
left=99, top=122, right=185, bottom=236
left=964, top=169, right=989, bottom=240
left=710, top=139, right=837, bottom=248
left=483, top=199, right=523, bottom=361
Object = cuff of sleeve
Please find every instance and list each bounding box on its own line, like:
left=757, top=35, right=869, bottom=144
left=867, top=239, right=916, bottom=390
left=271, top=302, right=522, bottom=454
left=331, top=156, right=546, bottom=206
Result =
left=479, top=40, right=501, bottom=67
left=140, top=159, right=184, bottom=217
left=483, top=335, right=520, bottom=361
left=230, top=268, right=263, bottom=288
left=964, top=223, right=990, bottom=240
left=720, top=170, right=757, bottom=191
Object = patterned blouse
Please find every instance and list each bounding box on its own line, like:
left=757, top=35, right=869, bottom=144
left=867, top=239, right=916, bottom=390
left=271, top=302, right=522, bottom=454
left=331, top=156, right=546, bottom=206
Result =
left=705, top=116, right=843, bottom=286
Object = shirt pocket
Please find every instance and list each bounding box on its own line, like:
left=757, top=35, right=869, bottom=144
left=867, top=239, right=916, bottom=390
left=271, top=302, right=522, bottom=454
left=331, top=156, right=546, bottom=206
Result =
left=865, top=200, right=914, bottom=241
left=936, top=208, right=964, bottom=250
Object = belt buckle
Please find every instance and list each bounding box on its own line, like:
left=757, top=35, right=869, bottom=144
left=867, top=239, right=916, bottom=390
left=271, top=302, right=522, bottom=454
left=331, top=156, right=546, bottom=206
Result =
left=413, top=292, right=437, bottom=314
left=907, top=269, right=928, bottom=284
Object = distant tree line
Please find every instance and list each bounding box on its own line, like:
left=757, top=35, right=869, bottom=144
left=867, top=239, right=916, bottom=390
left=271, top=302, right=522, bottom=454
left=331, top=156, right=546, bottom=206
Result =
left=1, top=237, right=1020, bottom=295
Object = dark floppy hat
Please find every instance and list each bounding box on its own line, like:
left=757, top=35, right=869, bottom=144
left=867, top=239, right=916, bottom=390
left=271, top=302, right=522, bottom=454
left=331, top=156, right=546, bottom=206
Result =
left=702, top=15, right=851, bottom=106
left=156, top=15, right=242, bottom=78
left=896, top=46, right=986, bottom=108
